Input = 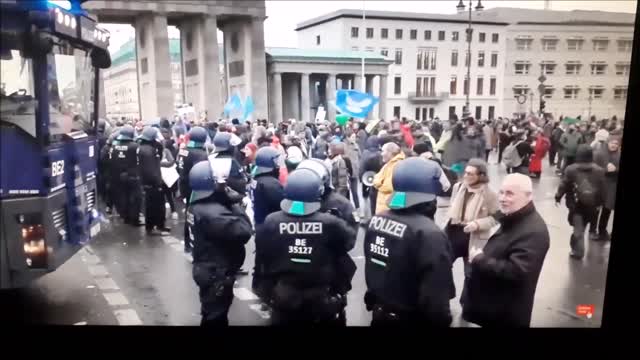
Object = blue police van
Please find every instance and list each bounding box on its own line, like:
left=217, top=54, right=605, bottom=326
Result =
left=0, top=0, right=111, bottom=288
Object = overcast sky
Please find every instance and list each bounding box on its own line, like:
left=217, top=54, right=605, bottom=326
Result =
left=103, top=0, right=637, bottom=52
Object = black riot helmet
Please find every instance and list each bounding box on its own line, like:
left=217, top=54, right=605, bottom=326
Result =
left=388, top=157, right=442, bottom=210
left=213, top=132, right=233, bottom=153
left=140, top=126, right=161, bottom=143
left=188, top=126, right=208, bottom=148
left=116, top=125, right=135, bottom=141
left=296, top=158, right=334, bottom=190
left=253, top=147, right=281, bottom=176
left=280, top=168, right=324, bottom=216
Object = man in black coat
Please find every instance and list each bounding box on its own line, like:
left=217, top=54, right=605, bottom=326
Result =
left=138, top=127, right=170, bottom=236
left=359, top=136, right=383, bottom=217
left=462, top=173, right=550, bottom=327
left=555, top=145, right=607, bottom=258
left=593, top=136, right=620, bottom=242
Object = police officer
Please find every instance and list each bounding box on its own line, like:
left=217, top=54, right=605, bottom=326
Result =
left=249, top=146, right=285, bottom=299
left=211, top=131, right=248, bottom=196
left=188, top=159, right=253, bottom=326
left=99, top=127, right=119, bottom=214
left=138, top=127, right=170, bottom=236
left=177, top=126, right=209, bottom=253
left=254, top=168, right=355, bottom=326
left=109, top=125, right=142, bottom=225
left=364, top=157, right=454, bottom=327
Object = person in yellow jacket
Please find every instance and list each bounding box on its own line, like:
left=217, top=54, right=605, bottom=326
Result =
left=373, top=142, right=405, bottom=214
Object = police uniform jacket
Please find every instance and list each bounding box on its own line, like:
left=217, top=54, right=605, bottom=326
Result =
left=177, top=147, right=208, bottom=201
left=251, top=173, right=285, bottom=226
left=364, top=210, right=454, bottom=327
left=255, top=211, right=356, bottom=302
left=109, top=139, right=139, bottom=180
left=137, top=141, right=163, bottom=187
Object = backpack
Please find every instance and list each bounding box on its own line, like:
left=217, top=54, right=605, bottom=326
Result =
left=502, top=141, right=523, bottom=168
left=574, top=173, right=598, bottom=208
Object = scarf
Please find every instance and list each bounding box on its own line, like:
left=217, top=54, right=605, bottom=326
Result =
left=448, top=182, right=486, bottom=225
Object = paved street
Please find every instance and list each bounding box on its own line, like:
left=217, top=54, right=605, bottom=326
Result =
left=0, top=155, right=611, bottom=326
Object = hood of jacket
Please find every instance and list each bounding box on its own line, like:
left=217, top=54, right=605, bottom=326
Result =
left=365, top=136, right=380, bottom=150
left=575, top=144, right=594, bottom=163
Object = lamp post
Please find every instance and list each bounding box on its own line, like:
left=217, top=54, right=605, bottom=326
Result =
left=457, top=0, right=484, bottom=119
left=588, top=95, right=593, bottom=120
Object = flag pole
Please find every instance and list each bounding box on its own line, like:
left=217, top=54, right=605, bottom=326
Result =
left=361, top=0, right=366, bottom=93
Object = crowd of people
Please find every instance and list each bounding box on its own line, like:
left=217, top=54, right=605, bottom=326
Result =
left=95, top=110, right=623, bottom=327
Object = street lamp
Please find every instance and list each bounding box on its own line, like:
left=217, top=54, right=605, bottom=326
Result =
left=588, top=95, right=593, bottom=120
left=456, top=0, right=484, bottom=119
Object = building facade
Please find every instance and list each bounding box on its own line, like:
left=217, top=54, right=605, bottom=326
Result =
left=296, top=8, right=634, bottom=121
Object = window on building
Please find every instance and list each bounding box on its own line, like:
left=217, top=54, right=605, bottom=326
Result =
left=618, top=39, right=633, bottom=52
left=479, top=32, right=486, bottom=43
left=567, top=39, right=584, bottom=51
left=394, top=76, right=402, bottom=94
left=429, top=108, right=435, bottom=119
left=476, top=77, right=483, bottom=95
left=449, top=106, right=456, bottom=119
left=542, top=39, right=558, bottom=51
left=566, top=62, right=582, bottom=75
left=463, top=76, right=469, bottom=96
left=514, top=62, right=531, bottom=75
left=475, top=106, right=482, bottom=119
left=564, top=87, right=580, bottom=99
left=593, top=39, right=609, bottom=51
left=616, top=63, right=630, bottom=76
left=488, top=106, right=495, bottom=119
left=366, top=28, right=374, bottom=39
left=589, top=87, right=604, bottom=99
left=591, top=62, right=607, bottom=75
left=490, top=77, right=496, bottom=96
left=477, top=51, right=485, bottom=67
left=351, top=27, right=359, bottom=38
left=381, top=28, right=388, bottom=39
left=396, top=29, right=403, bottom=39
left=352, top=46, right=359, bottom=51
left=380, top=48, right=389, bottom=57
left=438, top=31, right=445, bottom=41
left=451, top=50, right=458, bottom=67
left=465, top=50, right=470, bottom=67
left=543, top=86, right=555, bottom=99
left=316, top=35, right=321, bottom=45
left=417, top=47, right=437, bottom=70
left=416, top=76, right=436, bottom=96
left=492, top=33, right=499, bottom=43
left=491, top=52, right=498, bottom=67
left=516, top=38, right=533, bottom=51
left=541, top=62, right=556, bottom=75
left=365, top=47, right=375, bottom=52
left=410, top=29, right=417, bottom=40
left=452, top=31, right=459, bottom=41
left=614, top=87, right=628, bottom=100
left=395, top=48, right=403, bottom=65
left=393, top=106, right=401, bottom=118
left=422, top=108, right=428, bottom=121
left=424, top=30, right=431, bottom=40
left=450, top=76, right=457, bottom=95
left=415, top=108, right=421, bottom=121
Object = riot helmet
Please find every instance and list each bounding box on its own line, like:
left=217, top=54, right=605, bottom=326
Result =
left=188, top=126, right=208, bottom=148
left=296, top=158, right=334, bottom=190
left=213, top=132, right=232, bottom=152
left=280, top=168, right=324, bottom=216
left=388, top=157, right=442, bottom=210
left=116, top=125, right=135, bottom=141
left=253, top=147, right=281, bottom=176
left=140, top=126, right=161, bottom=143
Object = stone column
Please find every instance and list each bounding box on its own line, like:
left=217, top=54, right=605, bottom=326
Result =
left=271, top=72, right=283, bottom=123
left=365, top=75, right=374, bottom=119
left=300, top=73, right=311, bottom=122
left=327, top=73, right=337, bottom=121
left=134, top=14, right=173, bottom=120
left=249, top=17, right=268, bottom=120
left=379, top=75, right=388, bottom=120
left=354, top=74, right=364, bottom=93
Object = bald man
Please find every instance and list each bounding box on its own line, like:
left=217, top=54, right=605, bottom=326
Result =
left=461, top=174, right=550, bottom=327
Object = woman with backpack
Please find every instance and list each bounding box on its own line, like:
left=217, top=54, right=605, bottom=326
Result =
left=502, top=130, right=533, bottom=175
left=528, top=128, right=551, bottom=178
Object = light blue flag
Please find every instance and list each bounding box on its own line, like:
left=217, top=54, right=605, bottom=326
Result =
left=334, top=89, right=379, bottom=118
left=223, top=94, right=243, bottom=117
left=241, top=96, right=254, bottom=123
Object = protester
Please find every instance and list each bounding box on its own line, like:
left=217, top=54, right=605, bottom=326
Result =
left=528, top=128, right=550, bottom=179
left=550, top=121, right=564, bottom=169
left=445, top=158, right=498, bottom=306
left=373, top=142, right=405, bottom=214
left=497, top=122, right=513, bottom=165
left=462, top=174, right=550, bottom=327
left=555, top=145, right=607, bottom=259
left=559, top=124, right=583, bottom=174
left=482, top=120, right=495, bottom=162
left=328, top=141, right=350, bottom=199
left=442, top=121, right=484, bottom=176
left=359, top=136, right=383, bottom=218
left=593, top=136, right=620, bottom=242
